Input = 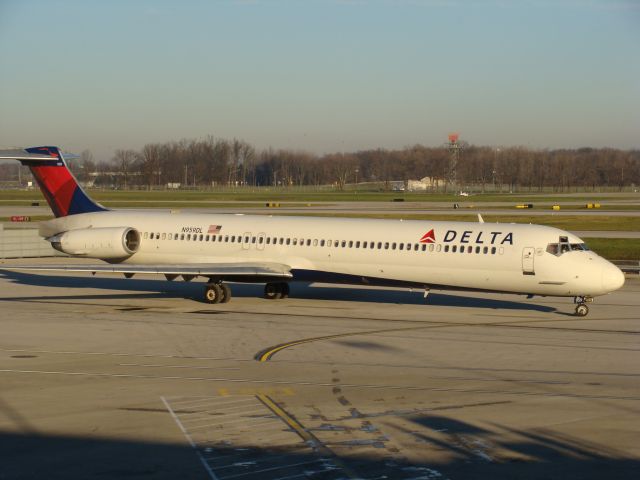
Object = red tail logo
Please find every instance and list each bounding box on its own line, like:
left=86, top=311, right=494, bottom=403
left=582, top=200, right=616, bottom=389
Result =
left=419, top=229, right=436, bottom=243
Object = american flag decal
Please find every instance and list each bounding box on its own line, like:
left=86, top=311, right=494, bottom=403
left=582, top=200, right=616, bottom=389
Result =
left=208, top=225, right=222, bottom=234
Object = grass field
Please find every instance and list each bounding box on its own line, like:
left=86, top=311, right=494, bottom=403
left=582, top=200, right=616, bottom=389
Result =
left=1, top=189, right=639, bottom=204
left=582, top=238, right=640, bottom=261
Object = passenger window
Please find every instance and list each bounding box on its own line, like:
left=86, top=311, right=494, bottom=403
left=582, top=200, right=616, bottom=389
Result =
left=384, top=242, right=389, bottom=250
left=468, top=246, right=473, bottom=253
left=348, top=241, right=353, bottom=248
left=355, top=241, right=360, bottom=248
left=436, top=245, right=442, bottom=252
left=452, top=245, right=457, bottom=253
left=205, top=235, right=209, bottom=241
left=422, top=244, right=427, bottom=252
left=193, top=235, right=198, bottom=241
left=199, top=234, right=203, bottom=241
left=292, top=238, right=298, bottom=246
left=399, top=243, right=404, bottom=251
left=428, top=244, right=434, bottom=252
left=286, top=238, right=291, bottom=245
left=313, top=239, right=317, bottom=246
left=377, top=242, right=382, bottom=249
left=320, top=239, right=325, bottom=247
left=499, top=247, right=504, bottom=255
left=144, top=232, right=149, bottom=239
left=475, top=246, right=480, bottom=253
left=483, top=246, right=488, bottom=254
left=491, top=247, right=497, bottom=254
left=306, top=239, right=311, bottom=246
left=259, top=237, right=264, bottom=244
left=444, top=245, right=449, bottom=252
left=181, top=234, right=185, bottom=240
left=252, top=237, right=256, bottom=243
left=186, top=234, right=191, bottom=240
left=392, top=243, right=397, bottom=250
left=168, top=233, right=172, bottom=240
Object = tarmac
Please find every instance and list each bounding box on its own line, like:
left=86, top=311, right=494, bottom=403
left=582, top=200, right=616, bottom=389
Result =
left=0, top=258, right=638, bottom=480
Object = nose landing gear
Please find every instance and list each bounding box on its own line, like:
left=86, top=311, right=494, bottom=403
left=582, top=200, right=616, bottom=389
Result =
left=574, top=296, right=593, bottom=317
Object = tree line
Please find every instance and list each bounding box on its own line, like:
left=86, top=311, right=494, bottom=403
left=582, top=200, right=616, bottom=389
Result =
left=3, top=136, right=637, bottom=192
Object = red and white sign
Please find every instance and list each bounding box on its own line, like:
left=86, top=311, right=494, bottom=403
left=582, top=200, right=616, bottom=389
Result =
left=10, top=216, right=31, bottom=222
left=419, top=229, right=435, bottom=243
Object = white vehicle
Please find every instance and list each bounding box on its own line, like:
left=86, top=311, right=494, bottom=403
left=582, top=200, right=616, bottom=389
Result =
left=0, top=146, right=625, bottom=316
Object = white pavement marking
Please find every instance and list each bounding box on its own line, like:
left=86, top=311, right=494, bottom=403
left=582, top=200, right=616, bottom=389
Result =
left=2, top=368, right=638, bottom=401
left=160, top=396, right=220, bottom=480
left=188, top=418, right=278, bottom=430
left=119, top=363, right=241, bottom=370
left=217, top=459, right=324, bottom=480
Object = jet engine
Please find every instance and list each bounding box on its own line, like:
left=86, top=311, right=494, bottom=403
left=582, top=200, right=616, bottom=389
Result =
left=49, top=227, right=140, bottom=259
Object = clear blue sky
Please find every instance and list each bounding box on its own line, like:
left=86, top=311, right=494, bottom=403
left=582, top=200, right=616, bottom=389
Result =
left=1, top=0, right=638, bottom=161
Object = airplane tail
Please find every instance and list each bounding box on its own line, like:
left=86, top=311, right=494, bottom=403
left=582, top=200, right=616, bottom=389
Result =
left=0, top=146, right=106, bottom=218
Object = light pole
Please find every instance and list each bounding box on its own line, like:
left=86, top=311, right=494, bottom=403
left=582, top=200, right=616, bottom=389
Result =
left=355, top=167, right=359, bottom=191
left=493, top=148, right=500, bottom=192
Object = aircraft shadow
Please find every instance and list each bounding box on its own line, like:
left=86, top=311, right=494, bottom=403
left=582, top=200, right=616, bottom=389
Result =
left=0, top=269, right=556, bottom=313
left=0, top=413, right=636, bottom=480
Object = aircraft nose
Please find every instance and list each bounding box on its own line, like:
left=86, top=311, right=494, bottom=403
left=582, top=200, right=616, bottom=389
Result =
left=602, top=263, right=625, bottom=292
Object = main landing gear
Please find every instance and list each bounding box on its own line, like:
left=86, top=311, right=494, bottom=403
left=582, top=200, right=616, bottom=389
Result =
left=574, top=296, right=593, bottom=317
left=264, top=282, right=290, bottom=300
left=204, top=282, right=232, bottom=304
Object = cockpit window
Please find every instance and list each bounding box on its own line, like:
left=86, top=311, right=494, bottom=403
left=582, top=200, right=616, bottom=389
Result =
left=546, top=242, right=590, bottom=256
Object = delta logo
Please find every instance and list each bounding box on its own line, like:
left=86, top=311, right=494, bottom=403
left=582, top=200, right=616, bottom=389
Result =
left=419, top=229, right=514, bottom=245
left=419, top=229, right=436, bottom=243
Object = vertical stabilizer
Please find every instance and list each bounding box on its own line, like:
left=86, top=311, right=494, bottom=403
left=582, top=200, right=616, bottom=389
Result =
left=0, top=146, right=106, bottom=217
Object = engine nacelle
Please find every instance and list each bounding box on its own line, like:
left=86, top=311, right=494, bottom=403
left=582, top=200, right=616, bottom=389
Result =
left=50, top=227, right=140, bottom=259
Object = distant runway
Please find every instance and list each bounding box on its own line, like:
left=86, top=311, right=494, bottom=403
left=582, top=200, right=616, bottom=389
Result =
left=0, top=260, right=638, bottom=479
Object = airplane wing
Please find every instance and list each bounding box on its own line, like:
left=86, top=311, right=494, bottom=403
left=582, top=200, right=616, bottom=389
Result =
left=3, top=262, right=293, bottom=281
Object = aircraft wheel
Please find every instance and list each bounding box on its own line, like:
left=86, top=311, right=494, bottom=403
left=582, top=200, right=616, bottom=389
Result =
left=264, top=283, right=282, bottom=300
left=205, top=284, right=223, bottom=304
left=220, top=284, right=232, bottom=303
left=575, top=303, right=589, bottom=317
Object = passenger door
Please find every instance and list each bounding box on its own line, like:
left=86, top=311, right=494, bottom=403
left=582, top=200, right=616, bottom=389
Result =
left=242, top=232, right=251, bottom=251
left=522, top=247, right=535, bottom=275
left=257, top=233, right=266, bottom=251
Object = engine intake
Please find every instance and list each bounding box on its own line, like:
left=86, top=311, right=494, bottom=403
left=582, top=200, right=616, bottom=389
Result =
left=50, top=227, right=140, bottom=259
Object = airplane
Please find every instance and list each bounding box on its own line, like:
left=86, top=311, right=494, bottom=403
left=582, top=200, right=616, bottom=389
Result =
left=0, top=146, right=625, bottom=316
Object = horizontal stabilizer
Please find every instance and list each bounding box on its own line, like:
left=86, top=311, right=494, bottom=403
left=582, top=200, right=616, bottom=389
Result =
left=0, top=148, right=61, bottom=161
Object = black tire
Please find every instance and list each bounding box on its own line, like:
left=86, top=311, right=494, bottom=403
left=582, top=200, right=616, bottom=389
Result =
left=220, top=284, right=232, bottom=303
left=575, top=304, right=589, bottom=317
left=280, top=282, right=290, bottom=299
left=264, top=283, right=282, bottom=300
left=205, top=284, right=222, bottom=304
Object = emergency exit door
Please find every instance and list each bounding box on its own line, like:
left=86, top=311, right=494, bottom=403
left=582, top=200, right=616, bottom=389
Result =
left=522, top=247, right=535, bottom=275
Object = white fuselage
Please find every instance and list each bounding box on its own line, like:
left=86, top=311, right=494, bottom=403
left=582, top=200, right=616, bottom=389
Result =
left=40, top=210, right=624, bottom=298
